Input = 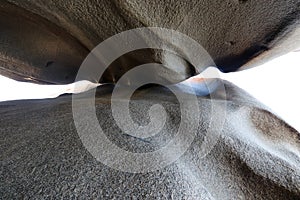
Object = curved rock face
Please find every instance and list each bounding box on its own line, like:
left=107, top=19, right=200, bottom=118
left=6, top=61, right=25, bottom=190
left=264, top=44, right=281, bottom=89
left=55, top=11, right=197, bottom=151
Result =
left=0, top=2, right=88, bottom=84
left=0, top=83, right=299, bottom=199
left=0, top=0, right=299, bottom=83
left=1, top=1, right=300, bottom=199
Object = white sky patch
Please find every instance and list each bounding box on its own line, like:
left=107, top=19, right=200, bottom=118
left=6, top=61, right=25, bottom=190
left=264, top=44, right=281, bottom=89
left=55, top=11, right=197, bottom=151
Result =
left=0, top=78, right=100, bottom=102
left=222, top=52, right=300, bottom=132
left=0, top=52, right=299, bottom=132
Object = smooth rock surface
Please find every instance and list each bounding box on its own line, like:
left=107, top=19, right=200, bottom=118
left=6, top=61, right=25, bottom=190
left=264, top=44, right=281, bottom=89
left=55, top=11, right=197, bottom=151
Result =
left=0, top=1, right=299, bottom=83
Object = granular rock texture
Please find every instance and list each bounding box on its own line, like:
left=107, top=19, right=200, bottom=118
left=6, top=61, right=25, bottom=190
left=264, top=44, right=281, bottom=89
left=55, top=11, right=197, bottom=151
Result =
left=0, top=82, right=299, bottom=199
left=0, top=1, right=300, bottom=199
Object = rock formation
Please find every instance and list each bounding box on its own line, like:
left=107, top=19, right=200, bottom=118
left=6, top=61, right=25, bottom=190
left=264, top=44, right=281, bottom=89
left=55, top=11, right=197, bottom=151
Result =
left=0, top=1, right=299, bottom=199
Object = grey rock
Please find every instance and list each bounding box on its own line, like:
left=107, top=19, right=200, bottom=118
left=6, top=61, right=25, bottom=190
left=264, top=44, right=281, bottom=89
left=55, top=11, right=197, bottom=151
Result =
left=0, top=0, right=299, bottom=83
left=0, top=81, right=299, bottom=199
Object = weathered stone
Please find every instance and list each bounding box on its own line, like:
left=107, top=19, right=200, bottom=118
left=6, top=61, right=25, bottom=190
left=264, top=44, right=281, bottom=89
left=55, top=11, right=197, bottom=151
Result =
left=0, top=0, right=299, bottom=83
left=0, top=82, right=299, bottom=199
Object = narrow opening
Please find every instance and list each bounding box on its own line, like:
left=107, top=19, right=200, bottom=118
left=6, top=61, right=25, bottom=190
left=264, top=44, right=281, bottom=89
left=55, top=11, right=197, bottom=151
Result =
left=0, top=51, right=299, bottom=131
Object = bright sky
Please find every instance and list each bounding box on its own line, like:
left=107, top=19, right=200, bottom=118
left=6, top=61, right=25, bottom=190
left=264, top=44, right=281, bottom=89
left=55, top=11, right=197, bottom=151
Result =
left=222, top=52, right=300, bottom=132
left=0, top=52, right=299, bottom=131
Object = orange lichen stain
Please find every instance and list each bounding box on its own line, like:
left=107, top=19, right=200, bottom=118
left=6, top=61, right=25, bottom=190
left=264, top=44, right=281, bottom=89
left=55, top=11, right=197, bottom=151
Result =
left=187, top=76, right=205, bottom=83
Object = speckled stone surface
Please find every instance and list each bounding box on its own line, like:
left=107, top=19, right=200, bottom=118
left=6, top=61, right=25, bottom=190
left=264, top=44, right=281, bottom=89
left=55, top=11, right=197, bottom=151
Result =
left=1, top=0, right=299, bottom=83
left=0, top=81, right=299, bottom=199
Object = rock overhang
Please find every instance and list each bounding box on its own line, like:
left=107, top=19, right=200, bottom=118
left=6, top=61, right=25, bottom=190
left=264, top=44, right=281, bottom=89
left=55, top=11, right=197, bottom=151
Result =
left=0, top=0, right=299, bottom=84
